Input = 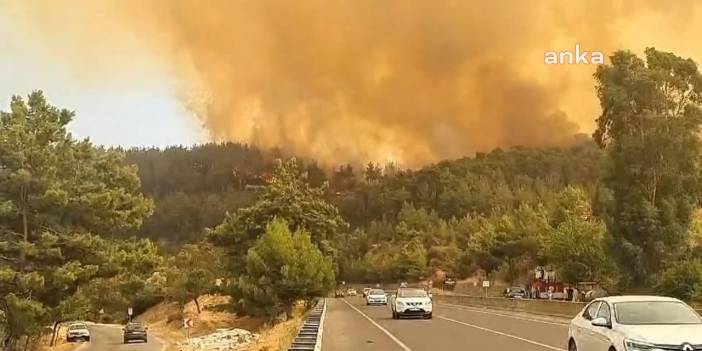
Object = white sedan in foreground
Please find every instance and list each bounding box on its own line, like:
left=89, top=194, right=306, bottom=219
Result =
left=568, top=295, right=702, bottom=351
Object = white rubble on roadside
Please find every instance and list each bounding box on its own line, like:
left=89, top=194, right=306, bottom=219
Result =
left=177, top=328, right=259, bottom=351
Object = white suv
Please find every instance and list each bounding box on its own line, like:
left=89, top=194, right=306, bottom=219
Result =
left=568, top=296, right=702, bottom=351
left=391, top=288, right=432, bottom=319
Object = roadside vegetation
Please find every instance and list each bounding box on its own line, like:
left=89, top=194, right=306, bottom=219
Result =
left=1, top=47, right=702, bottom=349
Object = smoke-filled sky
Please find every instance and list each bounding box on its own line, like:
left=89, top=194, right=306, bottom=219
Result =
left=3, top=1, right=702, bottom=166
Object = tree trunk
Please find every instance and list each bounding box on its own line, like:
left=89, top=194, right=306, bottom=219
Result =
left=50, top=321, right=60, bottom=346
left=193, top=297, right=201, bottom=314
left=23, top=336, right=30, bottom=351
left=19, top=186, right=28, bottom=271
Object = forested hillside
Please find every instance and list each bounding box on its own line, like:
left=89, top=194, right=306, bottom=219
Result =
left=117, top=48, right=702, bottom=303
left=123, top=135, right=608, bottom=284
left=124, top=136, right=603, bottom=244
left=4, top=46, right=702, bottom=351
left=125, top=144, right=271, bottom=245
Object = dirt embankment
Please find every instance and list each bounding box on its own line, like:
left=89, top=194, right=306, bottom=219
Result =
left=137, top=295, right=306, bottom=351
left=33, top=324, right=79, bottom=351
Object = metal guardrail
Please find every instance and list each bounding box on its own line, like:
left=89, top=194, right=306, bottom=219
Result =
left=288, top=298, right=327, bottom=351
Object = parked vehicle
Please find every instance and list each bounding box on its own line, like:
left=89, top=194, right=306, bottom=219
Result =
left=347, top=288, right=357, bottom=296
left=67, top=322, right=90, bottom=342
left=568, top=296, right=702, bottom=351
left=443, top=276, right=457, bottom=290
left=504, top=287, right=526, bottom=298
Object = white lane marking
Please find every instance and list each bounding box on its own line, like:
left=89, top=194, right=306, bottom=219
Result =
left=437, top=315, right=566, bottom=351
left=438, top=303, right=570, bottom=327
left=341, top=299, right=413, bottom=351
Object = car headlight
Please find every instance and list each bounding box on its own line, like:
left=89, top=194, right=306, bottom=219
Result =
left=426, top=300, right=432, bottom=306
left=397, top=301, right=405, bottom=308
left=624, top=339, right=658, bottom=351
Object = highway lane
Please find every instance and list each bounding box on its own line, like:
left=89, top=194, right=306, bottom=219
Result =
left=74, top=324, right=164, bottom=351
left=323, top=297, right=570, bottom=351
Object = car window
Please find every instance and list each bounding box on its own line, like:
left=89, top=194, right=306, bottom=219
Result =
left=596, top=302, right=611, bottom=323
left=398, top=289, right=428, bottom=298
left=614, top=301, right=702, bottom=325
left=369, top=289, right=384, bottom=295
left=583, top=301, right=601, bottom=320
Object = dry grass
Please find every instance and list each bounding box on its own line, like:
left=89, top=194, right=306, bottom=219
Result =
left=247, top=303, right=307, bottom=351
left=44, top=343, right=79, bottom=351
left=137, top=295, right=310, bottom=351
left=26, top=324, right=79, bottom=351
left=137, top=295, right=265, bottom=351
left=247, top=317, right=302, bottom=351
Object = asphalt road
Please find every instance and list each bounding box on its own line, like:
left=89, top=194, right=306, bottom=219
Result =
left=322, top=297, right=570, bottom=351
left=75, top=324, right=164, bottom=351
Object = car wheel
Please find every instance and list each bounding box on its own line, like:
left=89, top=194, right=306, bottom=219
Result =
left=124, top=339, right=128, bottom=344
left=568, top=339, right=577, bottom=351
left=424, top=313, right=432, bottom=319
left=85, top=337, right=90, bottom=342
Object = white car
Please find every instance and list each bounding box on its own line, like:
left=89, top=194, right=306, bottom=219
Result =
left=347, top=288, right=357, bottom=296
left=391, top=288, right=432, bottom=319
left=366, top=289, right=388, bottom=305
left=66, top=322, right=91, bottom=342
left=568, top=296, right=702, bottom=351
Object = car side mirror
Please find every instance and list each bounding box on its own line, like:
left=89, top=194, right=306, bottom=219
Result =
left=591, top=317, right=610, bottom=328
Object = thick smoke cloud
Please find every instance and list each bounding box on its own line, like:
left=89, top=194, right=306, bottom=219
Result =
left=13, top=0, right=702, bottom=166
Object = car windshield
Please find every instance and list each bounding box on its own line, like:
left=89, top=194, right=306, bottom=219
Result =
left=398, top=289, right=428, bottom=298
left=511, top=288, right=525, bottom=292
left=68, top=324, right=87, bottom=330
left=127, top=323, right=145, bottom=330
left=614, top=301, right=702, bottom=325
left=369, top=289, right=384, bottom=295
